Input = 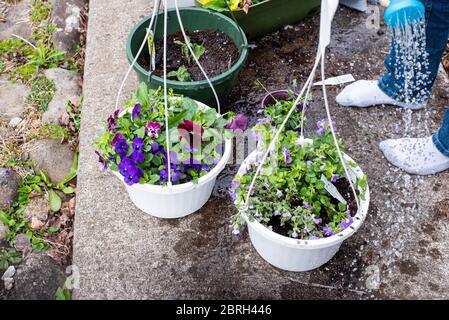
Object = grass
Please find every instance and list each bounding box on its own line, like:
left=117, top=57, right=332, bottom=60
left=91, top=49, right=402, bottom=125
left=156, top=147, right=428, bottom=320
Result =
left=26, top=123, right=71, bottom=141
left=0, top=38, right=35, bottom=81
left=29, top=0, right=52, bottom=23
left=27, top=76, right=56, bottom=111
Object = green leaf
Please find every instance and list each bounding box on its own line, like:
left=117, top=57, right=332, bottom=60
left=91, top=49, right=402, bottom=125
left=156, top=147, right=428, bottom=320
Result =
left=48, top=189, right=62, bottom=212
left=134, top=126, right=146, bottom=139
left=136, top=82, right=150, bottom=108
left=167, top=65, right=192, bottom=82
left=0, top=211, right=9, bottom=225
left=192, top=42, right=206, bottom=60
left=55, top=287, right=72, bottom=300
left=48, top=226, right=59, bottom=233
left=62, top=187, right=75, bottom=194
left=57, top=152, right=78, bottom=186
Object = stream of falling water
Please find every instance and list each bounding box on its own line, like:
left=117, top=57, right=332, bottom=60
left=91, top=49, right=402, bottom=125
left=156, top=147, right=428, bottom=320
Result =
left=389, top=18, right=431, bottom=106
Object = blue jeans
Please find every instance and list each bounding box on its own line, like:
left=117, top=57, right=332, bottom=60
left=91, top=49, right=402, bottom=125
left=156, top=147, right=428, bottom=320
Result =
left=378, top=0, right=449, bottom=156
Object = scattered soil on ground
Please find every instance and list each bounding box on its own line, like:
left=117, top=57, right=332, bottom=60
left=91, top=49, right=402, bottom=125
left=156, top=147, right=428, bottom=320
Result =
left=138, top=29, right=240, bottom=81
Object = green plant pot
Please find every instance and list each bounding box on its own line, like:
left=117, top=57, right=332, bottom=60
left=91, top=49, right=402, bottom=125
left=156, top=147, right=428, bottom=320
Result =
left=199, top=0, right=321, bottom=39
left=126, top=8, right=248, bottom=108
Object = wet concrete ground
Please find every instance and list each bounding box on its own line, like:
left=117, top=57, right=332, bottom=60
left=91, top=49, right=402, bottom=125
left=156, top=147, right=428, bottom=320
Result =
left=74, top=1, right=449, bottom=299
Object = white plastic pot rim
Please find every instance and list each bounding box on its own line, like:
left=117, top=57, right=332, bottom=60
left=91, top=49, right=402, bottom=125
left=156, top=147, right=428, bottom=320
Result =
left=111, top=99, right=232, bottom=194
left=235, top=150, right=370, bottom=250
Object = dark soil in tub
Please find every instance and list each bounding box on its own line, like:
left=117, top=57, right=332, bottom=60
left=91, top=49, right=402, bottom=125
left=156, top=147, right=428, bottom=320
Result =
left=268, top=177, right=359, bottom=238
left=137, top=30, right=240, bottom=81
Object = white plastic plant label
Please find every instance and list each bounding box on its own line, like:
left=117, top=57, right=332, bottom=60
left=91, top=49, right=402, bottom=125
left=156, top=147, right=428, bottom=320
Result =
left=321, top=175, right=347, bottom=205
left=314, top=74, right=355, bottom=86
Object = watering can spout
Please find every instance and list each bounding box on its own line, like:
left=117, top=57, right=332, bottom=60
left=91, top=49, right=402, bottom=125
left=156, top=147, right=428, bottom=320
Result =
left=384, top=0, right=425, bottom=27
left=319, top=0, right=339, bottom=51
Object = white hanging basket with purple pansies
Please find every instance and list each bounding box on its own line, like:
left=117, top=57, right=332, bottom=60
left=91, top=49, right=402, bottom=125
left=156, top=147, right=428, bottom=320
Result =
left=229, top=0, right=370, bottom=271
left=96, top=84, right=246, bottom=218
left=95, top=0, right=248, bottom=218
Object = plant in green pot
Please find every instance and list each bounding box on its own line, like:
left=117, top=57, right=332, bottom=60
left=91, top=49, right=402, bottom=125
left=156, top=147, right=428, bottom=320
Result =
left=126, top=6, right=248, bottom=108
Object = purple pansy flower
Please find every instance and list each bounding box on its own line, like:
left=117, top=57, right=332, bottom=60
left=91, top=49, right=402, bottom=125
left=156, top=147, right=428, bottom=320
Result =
left=107, top=110, right=120, bottom=131
left=132, top=104, right=142, bottom=120
left=229, top=189, right=237, bottom=202
left=150, top=142, right=164, bottom=155
left=273, top=210, right=281, bottom=216
left=145, top=121, right=161, bottom=138
left=95, top=151, right=107, bottom=170
left=225, top=114, right=249, bottom=132
left=123, top=166, right=143, bottom=186
left=304, top=202, right=310, bottom=208
left=313, top=217, right=323, bottom=225
left=132, top=137, right=144, bottom=151
left=340, top=218, right=353, bottom=230
left=114, top=138, right=129, bottom=157
left=346, top=209, right=351, bottom=217
left=331, top=174, right=340, bottom=183
left=282, top=211, right=291, bottom=218
left=282, top=147, right=292, bottom=165
left=316, top=118, right=337, bottom=134
left=172, top=169, right=183, bottom=183
left=316, top=127, right=325, bottom=136
left=254, top=213, right=262, bottom=219
left=303, top=227, right=310, bottom=234
left=118, top=157, right=135, bottom=176
left=309, top=235, right=319, bottom=240
left=111, top=133, right=123, bottom=146
left=231, top=180, right=240, bottom=189
left=131, top=150, right=144, bottom=163
left=291, top=232, right=299, bottom=239
left=323, top=225, right=333, bottom=237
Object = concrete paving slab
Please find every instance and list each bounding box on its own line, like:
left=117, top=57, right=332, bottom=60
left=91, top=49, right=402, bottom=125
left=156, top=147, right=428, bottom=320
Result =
left=73, top=1, right=449, bottom=299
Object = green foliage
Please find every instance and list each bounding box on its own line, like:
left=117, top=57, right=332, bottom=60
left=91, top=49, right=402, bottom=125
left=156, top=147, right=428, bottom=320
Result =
left=0, top=174, right=48, bottom=250
left=0, top=249, right=22, bottom=270
left=167, top=65, right=192, bottom=82
left=230, top=98, right=368, bottom=240
left=55, top=287, right=72, bottom=300
left=0, top=159, right=77, bottom=250
left=0, top=39, right=35, bottom=81
left=96, top=83, right=235, bottom=186
left=65, top=96, right=83, bottom=131
left=27, top=77, right=56, bottom=111
left=28, top=123, right=71, bottom=141
left=174, top=37, right=206, bottom=64
left=28, top=41, right=65, bottom=69
left=30, top=0, right=52, bottom=23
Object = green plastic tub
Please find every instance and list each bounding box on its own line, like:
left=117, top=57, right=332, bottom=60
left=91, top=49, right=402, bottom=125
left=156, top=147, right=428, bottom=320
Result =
left=126, top=8, right=248, bottom=108
left=198, top=0, right=321, bottom=39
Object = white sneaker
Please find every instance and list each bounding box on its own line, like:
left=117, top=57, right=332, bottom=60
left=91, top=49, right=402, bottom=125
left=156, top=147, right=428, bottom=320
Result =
left=336, top=80, right=426, bottom=110
left=379, top=137, right=449, bottom=175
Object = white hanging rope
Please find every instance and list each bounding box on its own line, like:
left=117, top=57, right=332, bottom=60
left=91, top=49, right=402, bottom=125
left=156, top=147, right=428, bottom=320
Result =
left=174, top=0, right=221, bottom=114
left=114, top=0, right=161, bottom=110
left=299, top=63, right=316, bottom=139
left=244, top=47, right=360, bottom=215
left=163, top=0, right=172, bottom=186
left=319, top=50, right=359, bottom=209
left=244, top=49, right=322, bottom=207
